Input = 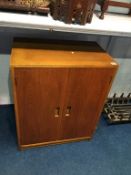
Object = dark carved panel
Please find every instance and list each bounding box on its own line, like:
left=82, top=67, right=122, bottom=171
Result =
left=51, top=0, right=97, bottom=25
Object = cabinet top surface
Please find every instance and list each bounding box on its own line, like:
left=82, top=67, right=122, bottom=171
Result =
left=10, top=40, right=118, bottom=68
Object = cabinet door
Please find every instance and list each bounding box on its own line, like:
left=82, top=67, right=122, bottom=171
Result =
left=61, top=68, right=116, bottom=140
left=14, top=68, right=68, bottom=146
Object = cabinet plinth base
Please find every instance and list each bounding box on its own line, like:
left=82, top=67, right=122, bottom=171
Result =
left=19, top=136, right=92, bottom=150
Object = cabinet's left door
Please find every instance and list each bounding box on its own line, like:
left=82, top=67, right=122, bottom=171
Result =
left=12, top=68, right=68, bottom=147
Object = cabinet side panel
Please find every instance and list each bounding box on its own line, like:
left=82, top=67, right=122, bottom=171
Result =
left=11, top=68, right=21, bottom=147
left=13, top=68, right=68, bottom=146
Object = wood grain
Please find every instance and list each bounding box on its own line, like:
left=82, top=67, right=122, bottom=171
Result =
left=11, top=48, right=117, bottom=68
left=61, top=68, right=117, bottom=139
left=14, top=68, right=68, bottom=145
left=11, top=40, right=118, bottom=149
left=10, top=41, right=117, bottom=68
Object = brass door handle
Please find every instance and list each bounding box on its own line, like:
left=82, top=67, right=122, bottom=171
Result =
left=54, top=107, right=60, bottom=118
left=65, top=106, right=71, bottom=117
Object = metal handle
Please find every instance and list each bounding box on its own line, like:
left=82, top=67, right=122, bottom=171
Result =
left=65, top=106, right=71, bottom=117
left=54, top=107, right=60, bottom=118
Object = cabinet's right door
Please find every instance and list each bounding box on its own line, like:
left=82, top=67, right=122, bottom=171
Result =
left=61, top=68, right=116, bottom=140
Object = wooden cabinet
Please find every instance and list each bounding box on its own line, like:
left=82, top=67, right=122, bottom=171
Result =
left=10, top=40, right=118, bottom=150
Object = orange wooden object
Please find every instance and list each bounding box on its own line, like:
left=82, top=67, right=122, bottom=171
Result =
left=10, top=39, right=118, bottom=150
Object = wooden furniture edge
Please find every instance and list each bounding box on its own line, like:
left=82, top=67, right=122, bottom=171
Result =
left=10, top=67, right=21, bottom=146
left=19, top=136, right=92, bottom=150
left=10, top=65, right=118, bottom=68
left=91, top=65, right=119, bottom=134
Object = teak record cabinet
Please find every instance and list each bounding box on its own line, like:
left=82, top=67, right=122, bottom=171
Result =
left=10, top=40, right=118, bottom=150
